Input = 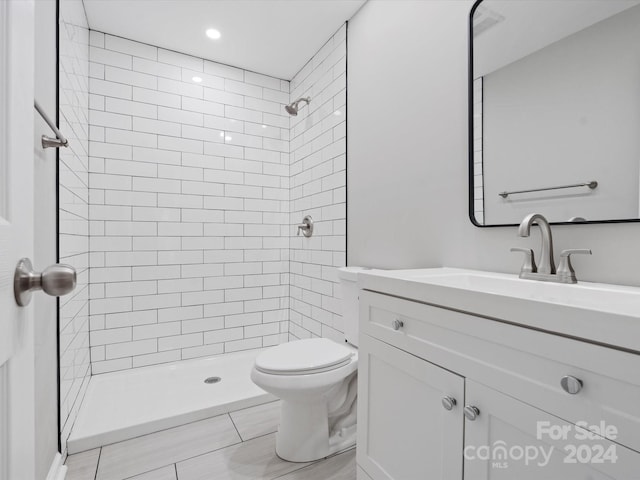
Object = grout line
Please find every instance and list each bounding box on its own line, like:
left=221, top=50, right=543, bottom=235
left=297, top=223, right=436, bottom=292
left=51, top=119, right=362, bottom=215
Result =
left=145, top=437, right=245, bottom=476
left=97, top=435, right=244, bottom=480
left=227, top=398, right=280, bottom=416
left=270, top=447, right=356, bottom=480
left=270, top=458, right=319, bottom=480
left=93, top=447, right=102, bottom=480
left=227, top=412, right=244, bottom=442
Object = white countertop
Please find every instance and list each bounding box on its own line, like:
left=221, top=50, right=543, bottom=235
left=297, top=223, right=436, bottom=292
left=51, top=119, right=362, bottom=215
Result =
left=358, top=267, right=640, bottom=353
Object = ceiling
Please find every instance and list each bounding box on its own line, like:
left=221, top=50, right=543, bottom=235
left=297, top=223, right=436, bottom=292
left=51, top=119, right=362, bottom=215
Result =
left=82, top=0, right=365, bottom=80
left=474, top=0, right=640, bottom=76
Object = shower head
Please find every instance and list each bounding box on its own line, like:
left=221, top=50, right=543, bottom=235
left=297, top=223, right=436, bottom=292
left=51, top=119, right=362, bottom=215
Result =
left=285, top=104, right=298, bottom=115
left=284, top=97, right=311, bottom=116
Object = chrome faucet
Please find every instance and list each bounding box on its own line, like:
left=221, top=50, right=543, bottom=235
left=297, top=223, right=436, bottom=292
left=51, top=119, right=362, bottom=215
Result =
left=517, top=213, right=555, bottom=274
left=511, top=213, right=591, bottom=284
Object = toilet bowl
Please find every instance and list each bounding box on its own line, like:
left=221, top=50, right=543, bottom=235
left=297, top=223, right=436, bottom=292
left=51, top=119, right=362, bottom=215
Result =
left=250, top=266, right=368, bottom=462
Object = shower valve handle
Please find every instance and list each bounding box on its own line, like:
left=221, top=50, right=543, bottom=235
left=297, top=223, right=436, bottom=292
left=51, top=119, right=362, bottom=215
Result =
left=296, top=215, right=314, bottom=237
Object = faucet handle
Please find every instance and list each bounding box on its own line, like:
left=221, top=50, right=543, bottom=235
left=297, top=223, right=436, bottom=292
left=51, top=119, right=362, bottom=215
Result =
left=557, top=249, right=592, bottom=283
left=296, top=215, right=314, bottom=237
left=510, top=247, right=537, bottom=276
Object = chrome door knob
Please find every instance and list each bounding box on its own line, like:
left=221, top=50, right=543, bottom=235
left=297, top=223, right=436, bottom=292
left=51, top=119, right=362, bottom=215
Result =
left=442, top=396, right=457, bottom=411
left=392, top=319, right=404, bottom=330
left=464, top=405, right=480, bottom=421
left=14, top=258, right=77, bottom=307
left=560, top=376, right=583, bottom=395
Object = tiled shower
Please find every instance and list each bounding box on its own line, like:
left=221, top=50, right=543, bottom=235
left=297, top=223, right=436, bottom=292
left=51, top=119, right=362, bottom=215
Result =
left=58, top=0, right=346, bottom=454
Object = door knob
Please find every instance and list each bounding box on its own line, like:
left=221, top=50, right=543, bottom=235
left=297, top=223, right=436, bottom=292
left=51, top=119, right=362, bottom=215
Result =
left=14, top=258, right=77, bottom=307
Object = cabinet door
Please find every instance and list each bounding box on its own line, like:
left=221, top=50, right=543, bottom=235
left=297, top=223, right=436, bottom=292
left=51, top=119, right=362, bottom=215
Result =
left=357, top=335, right=464, bottom=480
left=464, top=380, right=640, bottom=479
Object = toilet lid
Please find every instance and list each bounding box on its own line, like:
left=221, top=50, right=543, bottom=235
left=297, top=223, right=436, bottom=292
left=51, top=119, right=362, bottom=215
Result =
left=255, top=338, right=354, bottom=375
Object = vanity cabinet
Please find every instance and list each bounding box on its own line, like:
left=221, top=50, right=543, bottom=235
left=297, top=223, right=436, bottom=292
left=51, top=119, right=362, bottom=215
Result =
left=356, top=290, right=640, bottom=480
left=357, top=335, right=464, bottom=479
left=464, top=380, right=640, bottom=480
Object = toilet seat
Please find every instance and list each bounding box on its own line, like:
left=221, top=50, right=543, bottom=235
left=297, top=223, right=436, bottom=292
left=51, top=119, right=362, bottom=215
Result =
left=255, top=338, right=354, bottom=375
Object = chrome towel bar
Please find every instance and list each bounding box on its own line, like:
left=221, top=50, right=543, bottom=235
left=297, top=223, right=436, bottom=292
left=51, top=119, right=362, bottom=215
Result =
left=499, top=181, right=597, bottom=199
left=34, top=100, right=68, bottom=149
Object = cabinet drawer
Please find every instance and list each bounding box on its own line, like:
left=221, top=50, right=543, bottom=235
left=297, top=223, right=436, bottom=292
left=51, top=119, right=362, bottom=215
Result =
left=360, top=289, right=640, bottom=453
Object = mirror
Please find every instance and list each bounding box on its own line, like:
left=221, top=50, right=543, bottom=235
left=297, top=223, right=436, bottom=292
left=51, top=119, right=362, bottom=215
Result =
left=469, top=0, right=640, bottom=226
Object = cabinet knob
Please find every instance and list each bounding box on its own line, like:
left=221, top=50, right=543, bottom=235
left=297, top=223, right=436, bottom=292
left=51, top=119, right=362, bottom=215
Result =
left=560, top=375, right=583, bottom=394
left=464, top=405, right=480, bottom=421
left=442, top=396, right=457, bottom=411
left=391, top=319, right=404, bottom=331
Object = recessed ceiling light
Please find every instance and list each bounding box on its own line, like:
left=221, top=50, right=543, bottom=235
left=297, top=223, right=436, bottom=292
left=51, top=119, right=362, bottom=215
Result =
left=206, top=28, right=221, bottom=40
left=192, top=76, right=202, bottom=83
left=261, top=125, right=267, bottom=129
left=334, top=110, right=342, bottom=116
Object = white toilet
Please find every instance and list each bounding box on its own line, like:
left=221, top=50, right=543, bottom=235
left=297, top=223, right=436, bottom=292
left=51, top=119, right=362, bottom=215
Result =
left=250, top=266, right=366, bottom=462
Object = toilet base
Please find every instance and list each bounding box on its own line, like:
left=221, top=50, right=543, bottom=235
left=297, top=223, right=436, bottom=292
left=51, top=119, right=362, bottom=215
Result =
left=275, top=400, right=356, bottom=462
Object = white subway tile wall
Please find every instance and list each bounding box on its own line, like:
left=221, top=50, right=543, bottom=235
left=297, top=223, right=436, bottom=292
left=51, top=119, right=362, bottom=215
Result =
left=88, top=33, right=292, bottom=373
left=59, top=0, right=91, bottom=455
left=289, top=25, right=347, bottom=342
left=473, top=77, right=484, bottom=223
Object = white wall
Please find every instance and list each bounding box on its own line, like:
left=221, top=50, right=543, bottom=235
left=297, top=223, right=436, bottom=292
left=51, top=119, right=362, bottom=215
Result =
left=58, top=0, right=91, bottom=457
left=348, top=0, right=640, bottom=288
left=87, top=34, right=291, bottom=373
left=481, top=4, right=640, bottom=224
left=289, top=25, right=347, bottom=342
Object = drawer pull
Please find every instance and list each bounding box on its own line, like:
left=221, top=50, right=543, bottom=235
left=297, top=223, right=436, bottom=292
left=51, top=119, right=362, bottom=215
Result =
left=560, top=375, right=583, bottom=394
left=392, top=319, right=404, bottom=330
left=442, top=396, right=457, bottom=411
left=464, top=405, right=480, bottom=421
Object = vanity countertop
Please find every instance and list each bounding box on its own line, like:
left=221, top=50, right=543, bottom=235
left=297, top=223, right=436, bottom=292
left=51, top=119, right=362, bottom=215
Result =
left=358, top=267, right=640, bottom=354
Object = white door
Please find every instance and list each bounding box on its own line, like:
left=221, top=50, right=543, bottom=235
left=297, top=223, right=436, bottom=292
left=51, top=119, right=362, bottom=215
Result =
left=464, top=380, right=640, bottom=479
left=357, top=335, right=465, bottom=480
left=0, top=1, right=36, bottom=480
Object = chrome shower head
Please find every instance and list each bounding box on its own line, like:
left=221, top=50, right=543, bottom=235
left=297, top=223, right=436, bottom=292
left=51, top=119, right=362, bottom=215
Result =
left=285, top=104, right=298, bottom=116
left=284, top=97, right=311, bottom=116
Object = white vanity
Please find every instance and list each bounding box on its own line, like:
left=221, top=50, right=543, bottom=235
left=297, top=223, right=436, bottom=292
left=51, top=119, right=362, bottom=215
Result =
left=355, top=268, right=640, bottom=480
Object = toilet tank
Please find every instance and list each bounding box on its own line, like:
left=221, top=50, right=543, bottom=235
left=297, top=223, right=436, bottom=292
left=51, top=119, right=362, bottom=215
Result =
left=338, top=266, right=372, bottom=347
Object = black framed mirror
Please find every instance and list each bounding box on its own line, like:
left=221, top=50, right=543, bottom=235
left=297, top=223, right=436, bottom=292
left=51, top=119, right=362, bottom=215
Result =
left=469, top=0, right=640, bottom=227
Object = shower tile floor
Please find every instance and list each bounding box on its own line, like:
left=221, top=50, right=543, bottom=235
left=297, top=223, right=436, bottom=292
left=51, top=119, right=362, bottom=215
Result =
left=65, top=400, right=356, bottom=480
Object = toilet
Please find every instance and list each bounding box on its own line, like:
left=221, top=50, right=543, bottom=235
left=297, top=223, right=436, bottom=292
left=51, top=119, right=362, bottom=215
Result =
left=250, top=266, right=367, bottom=462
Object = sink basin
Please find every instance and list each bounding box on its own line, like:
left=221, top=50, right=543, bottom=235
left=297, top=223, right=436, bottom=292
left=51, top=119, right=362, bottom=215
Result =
left=358, top=267, right=640, bottom=353
left=404, top=270, right=640, bottom=317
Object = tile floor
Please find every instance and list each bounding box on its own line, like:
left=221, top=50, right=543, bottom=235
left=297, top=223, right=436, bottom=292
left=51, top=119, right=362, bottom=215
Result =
left=65, top=400, right=356, bottom=480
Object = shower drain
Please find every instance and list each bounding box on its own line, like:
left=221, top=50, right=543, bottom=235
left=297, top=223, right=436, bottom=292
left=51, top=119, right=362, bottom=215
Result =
left=204, top=376, right=222, bottom=384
